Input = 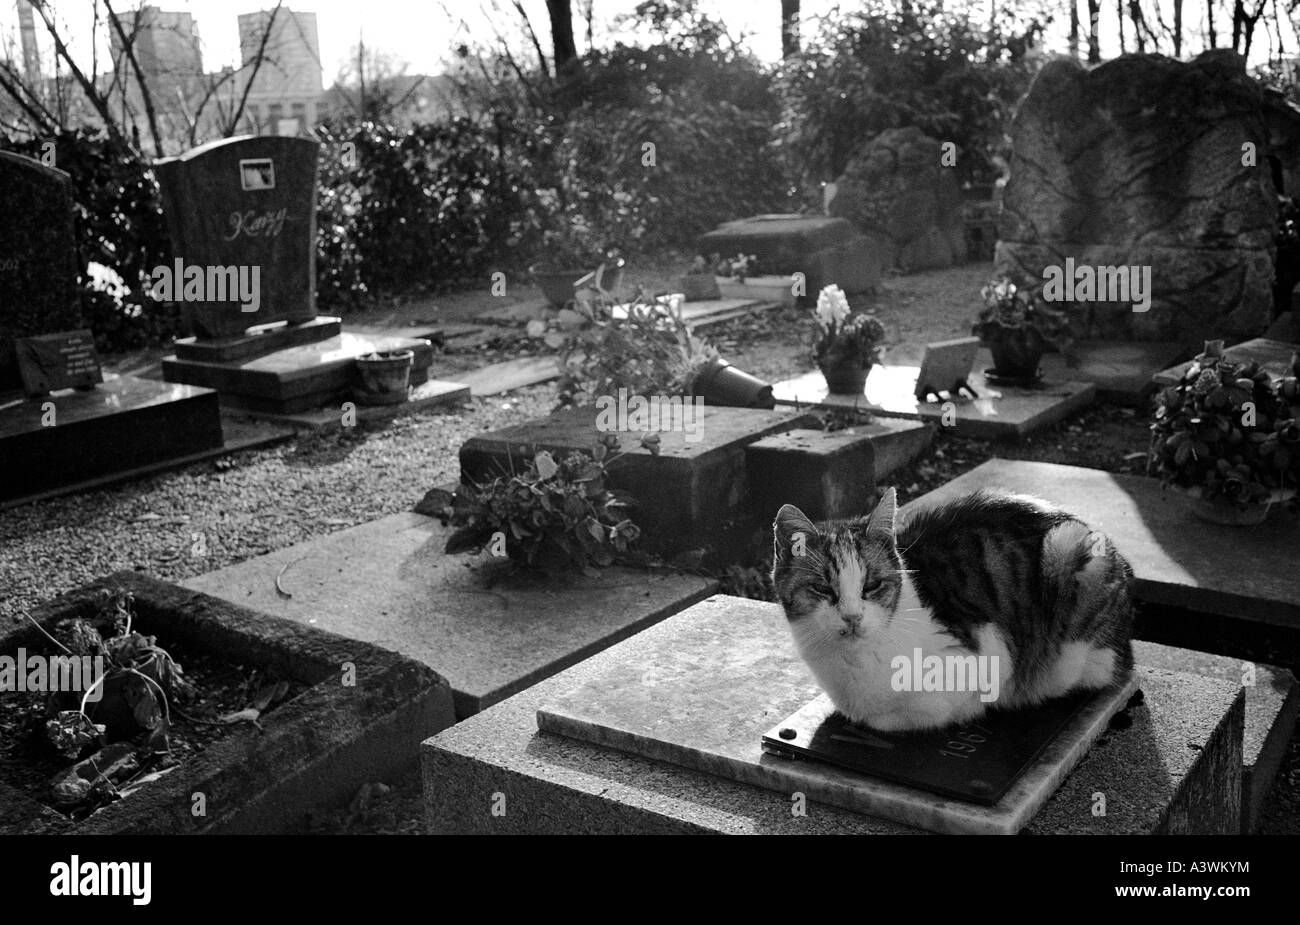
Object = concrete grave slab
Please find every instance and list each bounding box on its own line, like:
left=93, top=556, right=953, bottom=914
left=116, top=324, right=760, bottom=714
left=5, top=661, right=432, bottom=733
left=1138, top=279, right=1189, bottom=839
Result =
left=901, top=459, right=1300, bottom=630
left=459, top=405, right=819, bottom=551
left=716, top=276, right=797, bottom=307
left=773, top=361, right=1095, bottom=441
left=611, top=296, right=778, bottom=329
left=0, top=375, right=224, bottom=504
left=1, top=572, right=453, bottom=834
left=537, top=598, right=1138, bottom=834
left=183, top=512, right=717, bottom=718
left=1153, top=337, right=1298, bottom=388
left=455, top=356, right=561, bottom=396
left=1134, top=640, right=1298, bottom=833
left=744, top=420, right=933, bottom=522
left=233, top=377, right=469, bottom=431
left=1040, top=340, right=1190, bottom=406
left=422, top=595, right=1244, bottom=834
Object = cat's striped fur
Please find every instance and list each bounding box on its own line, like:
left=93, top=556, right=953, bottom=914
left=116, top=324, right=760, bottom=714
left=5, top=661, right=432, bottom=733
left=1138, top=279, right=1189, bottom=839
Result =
left=770, top=487, right=1135, bottom=732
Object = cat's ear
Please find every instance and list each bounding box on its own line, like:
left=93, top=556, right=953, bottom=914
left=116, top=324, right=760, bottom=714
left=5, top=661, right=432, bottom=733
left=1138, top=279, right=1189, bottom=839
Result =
left=773, top=504, right=817, bottom=555
left=866, top=487, right=898, bottom=535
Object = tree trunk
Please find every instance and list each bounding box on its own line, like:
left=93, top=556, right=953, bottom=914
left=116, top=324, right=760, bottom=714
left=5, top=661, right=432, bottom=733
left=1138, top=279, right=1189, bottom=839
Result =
left=546, top=0, right=578, bottom=76
left=1173, top=0, right=1183, bottom=56
left=782, top=0, right=801, bottom=58
left=1086, top=0, right=1101, bottom=62
left=1207, top=0, right=1217, bottom=47
left=1117, top=0, right=1125, bottom=52
left=1069, top=0, right=1080, bottom=57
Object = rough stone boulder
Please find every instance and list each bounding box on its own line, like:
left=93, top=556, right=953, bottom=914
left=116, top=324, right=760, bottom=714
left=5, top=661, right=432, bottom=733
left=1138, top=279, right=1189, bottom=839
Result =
left=997, top=51, right=1277, bottom=341
left=827, top=127, right=966, bottom=272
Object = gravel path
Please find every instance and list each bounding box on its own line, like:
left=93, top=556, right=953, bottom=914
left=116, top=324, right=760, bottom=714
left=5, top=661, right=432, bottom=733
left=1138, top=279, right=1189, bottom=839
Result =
left=0, top=386, right=557, bottom=628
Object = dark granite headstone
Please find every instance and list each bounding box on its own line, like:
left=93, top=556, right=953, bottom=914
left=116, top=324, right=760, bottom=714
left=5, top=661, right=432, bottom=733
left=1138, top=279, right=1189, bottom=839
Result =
left=15, top=329, right=103, bottom=396
left=154, top=136, right=319, bottom=339
left=0, top=151, right=81, bottom=392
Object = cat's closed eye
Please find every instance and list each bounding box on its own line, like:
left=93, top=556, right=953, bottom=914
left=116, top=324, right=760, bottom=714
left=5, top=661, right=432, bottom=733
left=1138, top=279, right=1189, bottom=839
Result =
left=810, top=583, right=837, bottom=600
left=862, top=576, right=883, bottom=593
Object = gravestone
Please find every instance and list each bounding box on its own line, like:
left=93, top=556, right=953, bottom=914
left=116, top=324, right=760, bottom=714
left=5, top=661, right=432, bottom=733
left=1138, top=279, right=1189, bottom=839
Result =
left=698, top=215, right=883, bottom=296
left=154, top=135, right=329, bottom=348
left=997, top=51, right=1277, bottom=341
left=158, top=136, right=439, bottom=414
left=0, top=152, right=227, bottom=504
left=827, top=127, right=967, bottom=272
left=14, top=329, right=102, bottom=396
left=458, top=405, right=820, bottom=554
left=0, top=151, right=81, bottom=391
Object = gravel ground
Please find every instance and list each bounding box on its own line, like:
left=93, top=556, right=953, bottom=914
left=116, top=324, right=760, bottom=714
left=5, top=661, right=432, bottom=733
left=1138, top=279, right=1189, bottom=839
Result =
left=0, top=387, right=555, bottom=629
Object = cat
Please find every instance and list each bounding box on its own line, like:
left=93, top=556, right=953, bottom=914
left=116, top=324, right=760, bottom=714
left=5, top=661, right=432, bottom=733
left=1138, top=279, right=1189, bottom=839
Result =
left=770, top=487, right=1135, bottom=732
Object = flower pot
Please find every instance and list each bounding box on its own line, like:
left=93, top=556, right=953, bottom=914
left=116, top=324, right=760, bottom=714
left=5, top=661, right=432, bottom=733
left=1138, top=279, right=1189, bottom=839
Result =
left=985, top=326, right=1046, bottom=382
left=818, top=361, right=870, bottom=396
left=531, top=265, right=589, bottom=307
left=692, top=357, right=774, bottom=409
left=355, top=349, right=413, bottom=405
left=677, top=273, right=721, bottom=302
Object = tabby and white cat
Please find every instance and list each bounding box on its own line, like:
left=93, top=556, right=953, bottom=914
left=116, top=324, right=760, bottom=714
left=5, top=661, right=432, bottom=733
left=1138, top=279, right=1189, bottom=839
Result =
left=771, top=488, right=1135, bottom=732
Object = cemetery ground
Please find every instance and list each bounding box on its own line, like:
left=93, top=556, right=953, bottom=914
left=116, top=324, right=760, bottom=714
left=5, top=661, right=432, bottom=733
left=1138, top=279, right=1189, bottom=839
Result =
left=4, top=258, right=1299, bottom=834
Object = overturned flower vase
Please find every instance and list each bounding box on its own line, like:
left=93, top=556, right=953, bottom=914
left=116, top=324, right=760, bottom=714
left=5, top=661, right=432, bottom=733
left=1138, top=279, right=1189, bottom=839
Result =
left=0, top=572, right=453, bottom=834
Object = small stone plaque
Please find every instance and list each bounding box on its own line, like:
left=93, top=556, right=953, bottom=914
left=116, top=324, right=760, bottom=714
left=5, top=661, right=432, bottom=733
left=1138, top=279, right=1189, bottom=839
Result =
left=913, top=336, right=980, bottom=402
left=14, top=329, right=103, bottom=396
left=762, top=690, right=1100, bottom=805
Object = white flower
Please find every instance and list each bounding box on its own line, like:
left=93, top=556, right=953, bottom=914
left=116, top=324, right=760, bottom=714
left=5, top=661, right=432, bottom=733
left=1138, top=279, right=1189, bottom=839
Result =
left=815, top=284, right=850, bottom=329
left=86, top=261, right=129, bottom=300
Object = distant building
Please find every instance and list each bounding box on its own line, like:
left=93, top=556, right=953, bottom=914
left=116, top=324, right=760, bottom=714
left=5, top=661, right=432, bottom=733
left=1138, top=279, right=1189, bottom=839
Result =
left=236, top=8, right=323, bottom=136
left=108, top=6, right=203, bottom=85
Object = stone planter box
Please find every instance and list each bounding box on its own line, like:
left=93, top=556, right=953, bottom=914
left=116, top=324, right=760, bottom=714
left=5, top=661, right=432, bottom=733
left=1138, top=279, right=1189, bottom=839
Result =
left=0, top=571, right=454, bottom=834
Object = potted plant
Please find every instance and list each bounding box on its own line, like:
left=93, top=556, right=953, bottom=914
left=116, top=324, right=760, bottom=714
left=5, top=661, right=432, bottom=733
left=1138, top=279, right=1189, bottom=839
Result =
left=813, top=284, right=886, bottom=395
left=527, top=284, right=773, bottom=409
left=972, top=276, right=1074, bottom=384
left=355, top=349, right=413, bottom=405
left=1148, top=340, right=1300, bottom=525
left=530, top=217, right=623, bottom=307
left=434, top=437, right=644, bottom=575
left=677, top=256, right=721, bottom=302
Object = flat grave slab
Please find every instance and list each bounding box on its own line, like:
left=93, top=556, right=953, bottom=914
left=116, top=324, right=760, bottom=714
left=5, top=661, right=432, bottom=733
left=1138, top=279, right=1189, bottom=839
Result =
left=1, top=572, right=452, bottom=834
left=1153, top=337, right=1298, bottom=388
left=902, top=459, right=1300, bottom=630
left=611, top=296, right=779, bottom=329
left=538, top=598, right=1137, bottom=834
left=422, top=595, right=1244, bottom=834
left=1040, top=340, right=1189, bottom=406
left=773, top=362, right=1094, bottom=441
left=454, top=356, right=561, bottom=396
left=1134, top=640, right=1298, bottom=833
left=162, top=332, right=435, bottom=414
left=172, top=316, right=342, bottom=364
left=459, top=405, right=818, bottom=550
left=699, top=214, right=858, bottom=272
left=234, top=377, right=469, bottom=430
left=183, top=512, right=717, bottom=718
left=0, top=374, right=224, bottom=503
